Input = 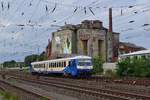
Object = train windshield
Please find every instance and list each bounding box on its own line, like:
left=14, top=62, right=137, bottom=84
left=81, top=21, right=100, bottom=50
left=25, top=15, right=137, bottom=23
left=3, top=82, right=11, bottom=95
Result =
left=78, top=59, right=92, bottom=66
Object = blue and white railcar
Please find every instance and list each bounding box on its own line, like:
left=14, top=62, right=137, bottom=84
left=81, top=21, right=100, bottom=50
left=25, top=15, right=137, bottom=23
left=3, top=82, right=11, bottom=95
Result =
left=30, top=56, right=93, bottom=76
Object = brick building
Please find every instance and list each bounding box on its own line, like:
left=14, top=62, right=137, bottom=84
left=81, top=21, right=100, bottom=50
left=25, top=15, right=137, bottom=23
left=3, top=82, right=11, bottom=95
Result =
left=46, top=39, right=52, bottom=59
left=119, top=42, right=146, bottom=55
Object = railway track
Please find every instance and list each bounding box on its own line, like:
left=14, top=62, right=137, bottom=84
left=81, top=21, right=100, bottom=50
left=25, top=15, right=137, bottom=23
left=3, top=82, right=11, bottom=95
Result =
left=1, top=70, right=150, bottom=86
left=0, top=79, right=51, bottom=100
left=4, top=72, right=150, bottom=100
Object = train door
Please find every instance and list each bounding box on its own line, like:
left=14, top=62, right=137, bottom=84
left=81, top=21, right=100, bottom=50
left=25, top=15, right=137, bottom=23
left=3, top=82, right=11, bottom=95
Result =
left=63, top=59, right=78, bottom=76
left=45, top=62, right=49, bottom=73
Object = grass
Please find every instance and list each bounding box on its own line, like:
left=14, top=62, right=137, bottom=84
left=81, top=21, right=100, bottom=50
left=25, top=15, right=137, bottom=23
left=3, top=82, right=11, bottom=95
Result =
left=0, top=91, right=19, bottom=100
left=41, top=97, right=49, bottom=100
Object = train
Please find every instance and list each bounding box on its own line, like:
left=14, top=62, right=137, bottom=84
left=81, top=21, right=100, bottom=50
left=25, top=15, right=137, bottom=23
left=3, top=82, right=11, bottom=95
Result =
left=30, top=56, right=93, bottom=76
left=119, top=49, right=150, bottom=60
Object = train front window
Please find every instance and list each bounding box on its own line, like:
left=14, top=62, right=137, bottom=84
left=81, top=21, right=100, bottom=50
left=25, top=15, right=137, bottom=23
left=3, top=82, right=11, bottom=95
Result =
left=78, top=59, right=92, bottom=66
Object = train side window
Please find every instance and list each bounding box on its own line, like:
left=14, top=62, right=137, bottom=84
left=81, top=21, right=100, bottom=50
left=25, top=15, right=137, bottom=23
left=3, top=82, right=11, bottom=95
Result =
left=56, top=62, right=59, bottom=67
left=53, top=63, right=54, bottom=67
left=141, top=55, right=146, bottom=59
left=49, top=63, right=51, bottom=68
left=54, top=62, right=55, bottom=68
left=56, top=62, right=58, bottom=67
left=134, top=56, right=137, bottom=59
left=148, top=55, right=150, bottom=59
left=53, top=63, right=55, bottom=67
left=52, top=63, right=54, bottom=67
left=59, top=62, right=61, bottom=67
left=51, top=63, right=52, bottom=67
left=55, top=62, right=57, bottom=68
left=58, top=62, right=60, bottom=67
left=61, top=62, right=63, bottom=67
left=64, top=62, right=66, bottom=67
left=61, top=62, right=62, bottom=67
left=54, top=63, right=56, bottom=68
left=57, top=62, right=59, bottom=68
left=57, top=62, right=60, bottom=67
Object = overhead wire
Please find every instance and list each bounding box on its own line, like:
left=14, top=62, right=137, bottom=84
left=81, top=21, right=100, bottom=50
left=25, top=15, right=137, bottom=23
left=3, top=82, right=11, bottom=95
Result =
left=51, top=0, right=100, bottom=25
left=113, top=5, right=150, bottom=30
left=1, top=0, right=150, bottom=61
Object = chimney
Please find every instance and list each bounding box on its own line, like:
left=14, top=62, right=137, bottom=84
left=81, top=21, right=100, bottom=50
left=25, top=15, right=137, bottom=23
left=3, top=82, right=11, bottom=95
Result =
left=109, top=8, right=113, bottom=32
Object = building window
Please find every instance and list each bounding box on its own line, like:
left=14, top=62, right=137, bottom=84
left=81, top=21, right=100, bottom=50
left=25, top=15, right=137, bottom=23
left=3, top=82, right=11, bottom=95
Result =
left=98, top=40, right=102, bottom=57
left=82, top=40, right=88, bottom=55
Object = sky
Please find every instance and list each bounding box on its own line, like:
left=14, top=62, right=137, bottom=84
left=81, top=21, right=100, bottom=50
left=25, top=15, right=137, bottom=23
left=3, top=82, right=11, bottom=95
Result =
left=0, top=0, right=150, bottom=62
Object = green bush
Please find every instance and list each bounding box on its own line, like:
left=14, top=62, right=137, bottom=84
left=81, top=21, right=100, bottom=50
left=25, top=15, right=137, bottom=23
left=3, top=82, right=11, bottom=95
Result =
left=116, top=57, right=150, bottom=77
left=0, top=91, right=19, bottom=100
left=92, top=56, right=103, bottom=74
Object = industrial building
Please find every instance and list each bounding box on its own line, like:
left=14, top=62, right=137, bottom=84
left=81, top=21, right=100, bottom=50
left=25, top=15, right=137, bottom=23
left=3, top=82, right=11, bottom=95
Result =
left=46, top=8, right=120, bottom=62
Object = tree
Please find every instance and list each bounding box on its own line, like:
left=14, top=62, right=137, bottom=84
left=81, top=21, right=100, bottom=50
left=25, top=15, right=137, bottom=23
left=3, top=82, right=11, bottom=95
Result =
left=24, top=54, right=39, bottom=66
left=92, top=56, right=103, bottom=74
left=24, top=52, right=48, bottom=66
left=39, top=51, right=48, bottom=61
left=3, top=60, right=16, bottom=68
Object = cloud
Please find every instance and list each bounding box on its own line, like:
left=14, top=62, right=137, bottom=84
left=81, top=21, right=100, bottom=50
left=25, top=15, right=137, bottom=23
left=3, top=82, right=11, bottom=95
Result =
left=0, top=0, right=150, bottom=62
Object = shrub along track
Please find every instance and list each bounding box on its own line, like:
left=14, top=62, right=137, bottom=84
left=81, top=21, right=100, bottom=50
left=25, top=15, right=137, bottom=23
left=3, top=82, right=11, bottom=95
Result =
left=1, top=71, right=150, bottom=100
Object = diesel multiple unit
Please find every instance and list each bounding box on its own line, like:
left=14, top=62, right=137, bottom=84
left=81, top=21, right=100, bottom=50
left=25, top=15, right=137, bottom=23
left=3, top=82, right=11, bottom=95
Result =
left=30, top=56, right=93, bottom=76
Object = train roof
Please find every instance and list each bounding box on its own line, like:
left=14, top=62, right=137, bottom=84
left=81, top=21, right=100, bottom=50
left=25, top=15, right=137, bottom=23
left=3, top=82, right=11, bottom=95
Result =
left=120, top=49, right=150, bottom=57
left=31, top=55, right=92, bottom=65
